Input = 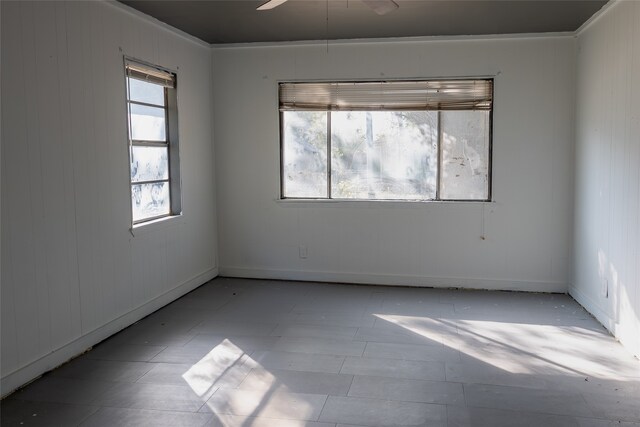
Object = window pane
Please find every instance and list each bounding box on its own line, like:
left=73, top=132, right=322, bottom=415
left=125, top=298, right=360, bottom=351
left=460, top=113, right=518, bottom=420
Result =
left=282, top=111, right=328, bottom=198
left=129, top=103, right=166, bottom=141
left=440, top=111, right=490, bottom=200
left=331, top=111, right=437, bottom=199
left=130, top=146, right=169, bottom=183
left=127, top=77, right=165, bottom=106
left=131, top=182, right=170, bottom=222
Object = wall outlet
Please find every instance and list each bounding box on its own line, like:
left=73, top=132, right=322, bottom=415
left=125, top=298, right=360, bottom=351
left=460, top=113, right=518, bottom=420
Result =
left=299, top=245, right=308, bottom=259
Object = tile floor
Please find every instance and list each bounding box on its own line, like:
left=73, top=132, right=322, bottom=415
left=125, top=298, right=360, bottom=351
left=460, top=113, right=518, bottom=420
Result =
left=2, top=277, right=639, bottom=426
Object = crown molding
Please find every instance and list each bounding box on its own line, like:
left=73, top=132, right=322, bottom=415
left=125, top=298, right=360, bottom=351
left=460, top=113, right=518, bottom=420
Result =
left=210, top=31, right=576, bottom=50
left=105, top=0, right=210, bottom=49
left=575, top=0, right=617, bottom=36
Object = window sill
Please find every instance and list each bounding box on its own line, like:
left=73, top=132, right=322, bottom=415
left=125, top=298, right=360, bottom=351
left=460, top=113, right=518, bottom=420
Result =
left=275, top=198, right=495, bottom=208
left=130, top=214, right=185, bottom=237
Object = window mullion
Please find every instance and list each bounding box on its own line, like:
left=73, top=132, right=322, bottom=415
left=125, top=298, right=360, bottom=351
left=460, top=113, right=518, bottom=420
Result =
left=327, top=111, right=332, bottom=199
left=128, top=99, right=166, bottom=109
left=132, top=178, right=170, bottom=186
left=164, top=87, right=172, bottom=211
left=436, top=110, right=442, bottom=201
left=131, top=140, right=168, bottom=147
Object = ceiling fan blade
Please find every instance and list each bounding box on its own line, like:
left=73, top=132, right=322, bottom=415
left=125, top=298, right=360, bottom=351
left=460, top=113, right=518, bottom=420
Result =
left=257, top=0, right=288, bottom=11
left=360, top=0, right=399, bottom=15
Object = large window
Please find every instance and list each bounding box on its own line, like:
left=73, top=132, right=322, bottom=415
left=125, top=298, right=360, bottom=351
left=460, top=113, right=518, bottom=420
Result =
left=125, top=60, right=181, bottom=224
left=280, top=80, right=492, bottom=201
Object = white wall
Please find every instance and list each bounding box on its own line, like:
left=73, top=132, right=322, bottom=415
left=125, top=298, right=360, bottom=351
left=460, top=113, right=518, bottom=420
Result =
left=571, top=1, right=640, bottom=358
left=213, top=36, right=576, bottom=292
left=1, top=1, right=217, bottom=394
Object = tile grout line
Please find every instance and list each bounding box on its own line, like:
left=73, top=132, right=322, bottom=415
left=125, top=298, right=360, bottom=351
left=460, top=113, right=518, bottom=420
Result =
left=345, top=373, right=357, bottom=398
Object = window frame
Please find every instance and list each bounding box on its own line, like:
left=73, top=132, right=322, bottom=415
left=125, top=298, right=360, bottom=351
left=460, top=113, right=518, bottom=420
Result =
left=278, top=78, right=494, bottom=203
left=124, top=57, right=182, bottom=227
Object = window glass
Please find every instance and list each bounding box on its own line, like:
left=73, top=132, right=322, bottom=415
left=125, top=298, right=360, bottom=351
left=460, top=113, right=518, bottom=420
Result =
left=129, top=104, right=166, bottom=142
left=131, top=182, right=170, bottom=222
left=130, top=146, right=169, bottom=182
left=331, top=111, right=437, bottom=200
left=282, top=111, right=328, bottom=198
left=440, top=111, right=490, bottom=200
left=128, top=78, right=165, bottom=106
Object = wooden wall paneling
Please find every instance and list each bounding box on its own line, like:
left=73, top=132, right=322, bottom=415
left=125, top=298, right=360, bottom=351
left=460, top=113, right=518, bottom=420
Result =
left=1, top=0, right=22, bottom=377
left=32, top=1, right=75, bottom=351
left=19, top=0, right=53, bottom=364
left=1, top=0, right=216, bottom=394
left=54, top=0, right=83, bottom=345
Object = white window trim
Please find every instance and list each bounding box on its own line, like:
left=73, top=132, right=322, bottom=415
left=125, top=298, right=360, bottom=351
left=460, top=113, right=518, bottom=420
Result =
left=124, top=56, right=183, bottom=230
left=278, top=78, right=494, bottom=203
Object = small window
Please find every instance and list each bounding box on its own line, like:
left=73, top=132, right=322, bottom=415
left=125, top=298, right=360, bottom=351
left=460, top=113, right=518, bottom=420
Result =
left=125, top=60, right=181, bottom=224
left=280, top=79, right=492, bottom=201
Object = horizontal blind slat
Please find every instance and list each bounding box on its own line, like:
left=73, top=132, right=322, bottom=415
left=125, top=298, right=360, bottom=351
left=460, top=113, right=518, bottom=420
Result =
left=279, top=79, right=493, bottom=111
left=126, top=61, right=175, bottom=88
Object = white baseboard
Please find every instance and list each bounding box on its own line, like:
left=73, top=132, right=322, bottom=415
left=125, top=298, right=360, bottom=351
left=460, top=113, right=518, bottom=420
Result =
left=568, top=283, right=616, bottom=335
left=1, top=267, right=218, bottom=397
left=220, top=267, right=567, bottom=293
left=569, top=283, right=640, bottom=359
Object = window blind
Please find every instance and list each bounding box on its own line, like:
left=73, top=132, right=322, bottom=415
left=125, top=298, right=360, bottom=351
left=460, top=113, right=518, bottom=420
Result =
left=126, top=61, right=175, bottom=88
left=279, top=79, right=493, bottom=111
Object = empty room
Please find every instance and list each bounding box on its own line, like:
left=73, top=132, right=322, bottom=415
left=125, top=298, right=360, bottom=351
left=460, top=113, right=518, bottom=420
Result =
left=1, top=0, right=639, bottom=426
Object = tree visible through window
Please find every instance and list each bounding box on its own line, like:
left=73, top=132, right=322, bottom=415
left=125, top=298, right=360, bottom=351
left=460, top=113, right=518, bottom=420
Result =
left=125, top=60, right=181, bottom=223
left=280, top=80, right=492, bottom=201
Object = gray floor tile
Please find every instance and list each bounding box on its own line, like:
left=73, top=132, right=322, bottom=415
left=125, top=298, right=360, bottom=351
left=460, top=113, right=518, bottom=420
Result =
left=105, top=328, right=197, bottom=347
left=201, top=387, right=327, bottom=421
left=94, top=382, right=205, bottom=412
left=79, top=407, right=212, bottom=427
left=50, top=359, right=155, bottom=383
left=292, top=303, right=368, bottom=315
left=445, top=360, right=550, bottom=389
left=371, top=316, right=458, bottom=336
left=446, top=406, right=583, bottom=427
left=151, top=336, right=266, bottom=364
left=210, top=308, right=298, bottom=323
left=271, top=324, right=359, bottom=340
left=0, top=399, right=99, bottom=426
left=348, top=375, right=464, bottom=405
left=250, top=350, right=346, bottom=373
left=185, top=334, right=279, bottom=351
left=84, top=343, right=165, bottom=362
left=381, top=299, right=455, bottom=317
left=576, top=418, right=640, bottom=427
left=204, top=414, right=336, bottom=427
left=582, top=392, right=640, bottom=422
left=190, top=320, right=278, bottom=336
left=167, top=294, right=234, bottom=312
left=11, top=377, right=119, bottom=405
left=239, top=368, right=353, bottom=396
left=136, top=356, right=253, bottom=391
left=273, top=337, right=366, bottom=357
left=292, top=311, right=376, bottom=328
left=363, top=342, right=461, bottom=362
left=354, top=327, right=443, bottom=346
left=135, top=363, right=196, bottom=386
left=149, top=345, right=212, bottom=364
left=464, top=383, right=594, bottom=418
left=341, top=357, right=445, bottom=381
left=319, top=396, right=446, bottom=426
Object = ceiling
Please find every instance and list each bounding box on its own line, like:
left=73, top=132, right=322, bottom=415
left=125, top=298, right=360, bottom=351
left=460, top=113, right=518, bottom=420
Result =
left=119, top=0, right=608, bottom=45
